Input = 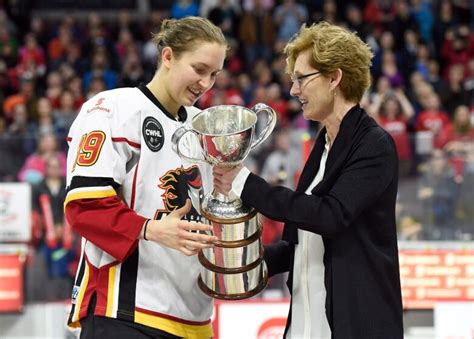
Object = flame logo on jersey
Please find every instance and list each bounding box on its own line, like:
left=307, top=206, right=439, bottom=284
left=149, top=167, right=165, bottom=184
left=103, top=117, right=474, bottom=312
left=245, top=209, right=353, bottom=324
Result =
left=154, top=165, right=203, bottom=222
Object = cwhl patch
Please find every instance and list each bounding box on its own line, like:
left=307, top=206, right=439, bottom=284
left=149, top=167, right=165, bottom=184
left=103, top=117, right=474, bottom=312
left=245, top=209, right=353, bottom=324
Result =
left=142, top=116, right=164, bottom=152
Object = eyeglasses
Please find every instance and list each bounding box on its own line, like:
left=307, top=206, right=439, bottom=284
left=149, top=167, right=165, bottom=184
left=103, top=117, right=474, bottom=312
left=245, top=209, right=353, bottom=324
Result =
left=290, top=71, right=321, bottom=88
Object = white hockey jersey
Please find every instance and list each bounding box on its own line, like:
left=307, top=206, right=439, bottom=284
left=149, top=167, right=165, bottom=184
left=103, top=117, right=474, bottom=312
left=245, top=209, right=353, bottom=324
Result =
left=65, top=85, right=213, bottom=338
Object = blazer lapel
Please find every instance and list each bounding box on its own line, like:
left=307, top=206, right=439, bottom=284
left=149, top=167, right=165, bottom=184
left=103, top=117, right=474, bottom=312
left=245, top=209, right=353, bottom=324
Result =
left=312, top=105, right=368, bottom=193
left=296, top=130, right=326, bottom=192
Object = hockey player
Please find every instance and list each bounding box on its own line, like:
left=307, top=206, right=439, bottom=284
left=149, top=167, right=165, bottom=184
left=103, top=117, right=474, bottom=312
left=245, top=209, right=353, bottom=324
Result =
left=65, top=17, right=227, bottom=338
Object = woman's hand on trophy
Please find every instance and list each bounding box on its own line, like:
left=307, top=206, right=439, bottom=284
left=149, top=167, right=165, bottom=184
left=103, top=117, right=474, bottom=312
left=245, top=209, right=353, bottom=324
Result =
left=212, top=164, right=243, bottom=195
left=145, top=199, right=218, bottom=256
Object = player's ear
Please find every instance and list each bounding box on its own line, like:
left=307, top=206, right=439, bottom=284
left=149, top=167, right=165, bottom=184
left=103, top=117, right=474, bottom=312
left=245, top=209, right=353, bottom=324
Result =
left=161, top=47, right=173, bottom=69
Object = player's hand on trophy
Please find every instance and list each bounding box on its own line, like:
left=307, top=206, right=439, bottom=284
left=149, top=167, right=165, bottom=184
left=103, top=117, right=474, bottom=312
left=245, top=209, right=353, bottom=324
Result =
left=145, top=199, right=218, bottom=256
left=212, top=164, right=243, bottom=195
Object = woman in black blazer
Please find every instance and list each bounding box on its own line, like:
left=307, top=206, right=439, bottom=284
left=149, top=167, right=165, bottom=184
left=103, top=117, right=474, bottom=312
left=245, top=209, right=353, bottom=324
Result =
left=213, top=21, right=403, bottom=339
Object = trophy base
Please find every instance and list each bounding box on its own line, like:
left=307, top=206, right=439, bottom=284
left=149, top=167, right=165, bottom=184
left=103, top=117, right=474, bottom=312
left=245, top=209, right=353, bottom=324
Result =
left=199, top=197, right=267, bottom=300
left=197, top=262, right=268, bottom=300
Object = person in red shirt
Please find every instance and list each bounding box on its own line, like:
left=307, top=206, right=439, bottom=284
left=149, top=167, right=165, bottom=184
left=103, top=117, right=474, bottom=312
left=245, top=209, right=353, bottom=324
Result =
left=444, top=105, right=474, bottom=176
left=17, top=33, right=46, bottom=81
left=415, top=91, right=452, bottom=149
left=373, top=89, right=415, bottom=176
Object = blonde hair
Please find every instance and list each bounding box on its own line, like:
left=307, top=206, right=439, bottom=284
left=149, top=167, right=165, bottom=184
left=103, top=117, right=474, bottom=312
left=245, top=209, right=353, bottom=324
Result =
left=284, top=21, right=373, bottom=103
left=152, top=16, right=227, bottom=66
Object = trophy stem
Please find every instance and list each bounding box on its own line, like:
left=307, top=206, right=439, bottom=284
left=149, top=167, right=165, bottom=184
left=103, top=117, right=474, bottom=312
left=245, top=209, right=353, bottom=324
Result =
left=201, top=190, right=255, bottom=222
left=211, top=190, right=240, bottom=205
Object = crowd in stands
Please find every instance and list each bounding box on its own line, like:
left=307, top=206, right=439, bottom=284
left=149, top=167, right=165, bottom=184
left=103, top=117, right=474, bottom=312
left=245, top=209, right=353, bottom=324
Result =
left=0, top=0, right=472, bottom=300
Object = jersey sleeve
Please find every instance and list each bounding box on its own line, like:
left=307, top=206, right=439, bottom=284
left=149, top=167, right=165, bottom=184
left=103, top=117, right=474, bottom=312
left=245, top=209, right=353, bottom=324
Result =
left=65, top=92, right=145, bottom=262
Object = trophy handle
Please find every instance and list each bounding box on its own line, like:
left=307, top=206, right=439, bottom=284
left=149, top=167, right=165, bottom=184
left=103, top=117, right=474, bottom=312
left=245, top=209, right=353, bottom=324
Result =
left=249, top=103, right=277, bottom=150
left=171, top=125, right=208, bottom=164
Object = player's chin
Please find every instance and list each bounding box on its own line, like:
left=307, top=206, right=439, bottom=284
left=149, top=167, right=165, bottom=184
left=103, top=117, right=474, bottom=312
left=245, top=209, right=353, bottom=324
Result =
left=185, top=90, right=201, bottom=106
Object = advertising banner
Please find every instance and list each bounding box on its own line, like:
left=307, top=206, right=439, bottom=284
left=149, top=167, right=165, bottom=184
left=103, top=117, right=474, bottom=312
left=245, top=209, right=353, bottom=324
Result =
left=0, top=254, right=24, bottom=312
left=0, top=183, right=31, bottom=242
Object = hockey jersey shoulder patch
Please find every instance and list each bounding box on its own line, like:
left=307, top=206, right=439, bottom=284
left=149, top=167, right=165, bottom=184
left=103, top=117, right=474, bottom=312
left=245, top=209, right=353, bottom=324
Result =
left=142, top=116, right=164, bottom=152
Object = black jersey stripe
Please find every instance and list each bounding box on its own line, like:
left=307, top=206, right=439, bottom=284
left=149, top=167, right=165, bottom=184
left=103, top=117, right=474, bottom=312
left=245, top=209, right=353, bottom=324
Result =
left=67, top=255, right=86, bottom=324
left=116, top=247, right=139, bottom=322
left=68, top=176, right=121, bottom=192
left=138, top=84, right=187, bottom=122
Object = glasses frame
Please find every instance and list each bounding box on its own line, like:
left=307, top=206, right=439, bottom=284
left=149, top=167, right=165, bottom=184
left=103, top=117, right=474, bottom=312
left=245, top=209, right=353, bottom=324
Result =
left=290, top=71, right=321, bottom=88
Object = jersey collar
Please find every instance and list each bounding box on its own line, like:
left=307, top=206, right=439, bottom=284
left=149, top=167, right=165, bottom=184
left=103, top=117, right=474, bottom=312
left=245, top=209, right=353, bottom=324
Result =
left=138, top=83, right=188, bottom=122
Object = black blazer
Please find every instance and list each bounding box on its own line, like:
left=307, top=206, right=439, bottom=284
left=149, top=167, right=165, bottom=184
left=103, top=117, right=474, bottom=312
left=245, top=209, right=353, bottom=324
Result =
left=241, top=105, right=403, bottom=339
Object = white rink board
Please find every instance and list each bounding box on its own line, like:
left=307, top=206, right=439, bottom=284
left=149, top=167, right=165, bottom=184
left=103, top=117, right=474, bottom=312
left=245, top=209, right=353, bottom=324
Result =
left=217, top=300, right=289, bottom=339
left=434, top=302, right=474, bottom=338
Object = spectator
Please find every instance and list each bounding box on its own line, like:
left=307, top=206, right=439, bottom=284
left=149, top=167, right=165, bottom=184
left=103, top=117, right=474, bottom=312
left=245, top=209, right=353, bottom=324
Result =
left=399, top=29, right=420, bottom=82
left=417, top=148, right=460, bottom=239
left=411, top=0, right=434, bottom=43
left=47, top=25, right=74, bottom=63
left=16, top=33, right=46, bottom=82
left=66, top=75, right=85, bottom=110
left=18, top=132, right=67, bottom=184
left=85, top=75, right=106, bottom=100
left=0, top=25, right=18, bottom=69
left=82, top=50, right=118, bottom=90
left=372, top=30, right=399, bottom=80
left=118, top=51, right=145, bottom=88
left=273, top=0, right=308, bottom=42
left=433, top=0, right=459, bottom=59
left=110, top=9, right=142, bottom=42
left=440, top=63, right=469, bottom=117
left=321, top=0, right=339, bottom=24
left=260, top=127, right=300, bottom=190
left=363, top=0, right=396, bottom=32
left=415, top=91, right=452, bottom=149
left=52, top=41, right=87, bottom=76
left=372, top=89, right=415, bottom=176
left=30, top=156, right=75, bottom=301
left=238, top=0, right=275, bottom=69
left=381, top=50, right=404, bottom=88
left=171, top=0, right=200, bottom=19
left=44, top=71, right=64, bottom=109
left=114, top=28, right=137, bottom=63
left=3, top=77, right=37, bottom=121
left=81, top=13, right=115, bottom=64
left=441, top=24, right=474, bottom=79
left=206, top=0, right=241, bottom=39
left=426, top=59, right=443, bottom=93
left=200, top=0, right=240, bottom=18
left=53, top=90, right=78, bottom=141
left=224, top=38, right=243, bottom=74
left=35, top=97, right=58, bottom=137
left=266, top=82, right=289, bottom=124
left=345, top=4, right=370, bottom=41
left=6, top=102, right=36, bottom=155
left=0, top=115, right=28, bottom=181
left=28, top=16, right=49, bottom=48
left=415, top=42, right=431, bottom=80
left=389, top=0, right=419, bottom=50
left=444, top=104, right=474, bottom=175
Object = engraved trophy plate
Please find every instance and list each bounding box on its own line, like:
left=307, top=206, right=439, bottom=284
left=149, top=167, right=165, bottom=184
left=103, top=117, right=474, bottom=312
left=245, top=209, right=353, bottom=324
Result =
left=172, top=103, right=276, bottom=299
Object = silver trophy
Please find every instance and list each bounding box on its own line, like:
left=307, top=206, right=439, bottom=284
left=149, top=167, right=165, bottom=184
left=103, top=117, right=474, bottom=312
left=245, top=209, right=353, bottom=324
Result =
left=172, top=103, right=276, bottom=300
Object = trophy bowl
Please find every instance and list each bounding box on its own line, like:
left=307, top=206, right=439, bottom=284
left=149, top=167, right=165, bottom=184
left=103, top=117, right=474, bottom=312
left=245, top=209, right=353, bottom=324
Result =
left=172, top=103, right=276, bottom=300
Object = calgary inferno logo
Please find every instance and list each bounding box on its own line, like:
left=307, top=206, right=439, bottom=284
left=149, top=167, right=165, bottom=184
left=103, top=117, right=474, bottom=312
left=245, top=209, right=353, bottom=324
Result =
left=154, top=165, right=203, bottom=222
